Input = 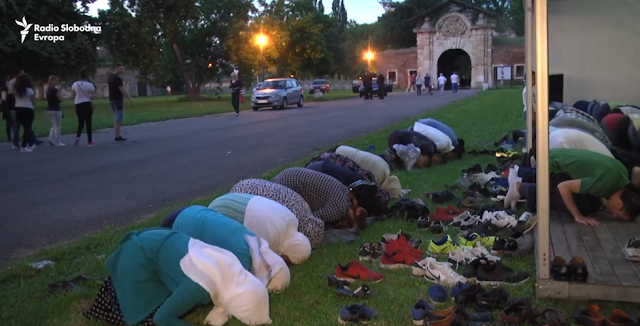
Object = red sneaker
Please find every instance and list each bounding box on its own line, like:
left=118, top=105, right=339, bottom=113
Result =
left=334, top=260, right=384, bottom=283
left=502, top=169, right=509, bottom=178
left=430, top=209, right=456, bottom=222
left=384, top=239, right=424, bottom=258
left=380, top=250, right=420, bottom=269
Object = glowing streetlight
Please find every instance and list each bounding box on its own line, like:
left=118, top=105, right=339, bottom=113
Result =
left=255, top=33, right=268, bottom=81
left=364, top=49, right=375, bottom=68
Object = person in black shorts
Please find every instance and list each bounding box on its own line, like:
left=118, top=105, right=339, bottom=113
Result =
left=107, top=64, right=133, bottom=141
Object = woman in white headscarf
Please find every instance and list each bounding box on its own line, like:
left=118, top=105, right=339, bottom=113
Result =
left=83, top=228, right=272, bottom=326
left=208, top=193, right=312, bottom=264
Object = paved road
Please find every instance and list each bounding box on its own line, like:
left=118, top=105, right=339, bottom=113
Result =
left=0, top=90, right=476, bottom=262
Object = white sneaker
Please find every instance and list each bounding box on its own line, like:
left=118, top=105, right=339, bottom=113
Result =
left=450, top=211, right=475, bottom=228
left=470, top=172, right=498, bottom=184
left=447, top=247, right=475, bottom=265
left=519, top=211, right=534, bottom=222
left=470, top=242, right=501, bottom=262
left=459, top=214, right=480, bottom=230
left=11, top=145, right=18, bottom=150
left=20, top=147, right=32, bottom=153
left=490, top=211, right=518, bottom=228
left=57, top=143, right=66, bottom=146
left=624, top=238, right=640, bottom=262
left=480, top=211, right=496, bottom=223
left=411, top=257, right=436, bottom=277
left=422, top=259, right=467, bottom=286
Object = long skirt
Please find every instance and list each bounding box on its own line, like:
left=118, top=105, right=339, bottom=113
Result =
left=83, top=277, right=157, bottom=325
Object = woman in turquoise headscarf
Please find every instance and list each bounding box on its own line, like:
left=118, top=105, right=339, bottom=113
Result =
left=83, top=228, right=272, bottom=326
left=160, top=205, right=290, bottom=291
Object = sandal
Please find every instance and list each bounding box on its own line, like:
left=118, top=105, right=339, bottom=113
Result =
left=335, top=284, right=374, bottom=298
left=327, top=275, right=351, bottom=290
left=535, top=308, right=570, bottom=326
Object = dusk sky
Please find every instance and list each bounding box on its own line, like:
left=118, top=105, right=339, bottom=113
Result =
left=86, top=0, right=387, bottom=24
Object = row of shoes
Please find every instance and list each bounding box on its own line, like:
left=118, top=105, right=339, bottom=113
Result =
left=575, top=305, right=638, bottom=326
left=414, top=256, right=530, bottom=287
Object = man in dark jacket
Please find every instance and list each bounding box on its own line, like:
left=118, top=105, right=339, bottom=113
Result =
left=424, top=74, right=432, bottom=95
left=362, top=71, right=373, bottom=100
left=377, top=74, right=386, bottom=99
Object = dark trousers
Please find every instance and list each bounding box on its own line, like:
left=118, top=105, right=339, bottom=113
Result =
left=15, top=107, right=35, bottom=148
left=75, top=102, right=93, bottom=143
left=160, top=206, right=188, bottom=228
left=517, top=166, right=601, bottom=215
left=377, top=84, right=384, bottom=99
left=363, top=84, right=372, bottom=99
left=231, top=91, right=240, bottom=113
left=3, top=111, right=13, bottom=141
left=416, top=85, right=422, bottom=95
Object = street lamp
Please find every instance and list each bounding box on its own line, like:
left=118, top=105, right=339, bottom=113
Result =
left=364, top=50, right=375, bottom=69
left=255, top=33, right=268, bottom=81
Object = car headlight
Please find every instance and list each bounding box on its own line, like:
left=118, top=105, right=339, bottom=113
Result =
left=270, top=94, right=280, bottom=99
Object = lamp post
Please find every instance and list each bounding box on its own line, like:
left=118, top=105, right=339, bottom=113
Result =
left=256, top=33, right=268, bottom=81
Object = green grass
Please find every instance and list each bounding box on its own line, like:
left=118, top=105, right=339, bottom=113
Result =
left=0, top=89, right=634, bottom=326
left=0, top=90, right=358, bottom=142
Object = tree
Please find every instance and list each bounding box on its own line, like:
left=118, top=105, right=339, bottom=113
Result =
left=99, top=0, right=254, bottom=98
left=0, top=0, right=99, bottom=83
left=316, top=0, right=325, bottom=14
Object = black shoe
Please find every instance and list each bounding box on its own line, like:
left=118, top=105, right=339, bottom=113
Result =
left=454, top=283, right=486, bottom=305
left=476, top=260, right=530, bottom=286
left=456, top=304, right=494, bottom=322
left=115, top=136, right=127, bottom=141
left=568, top=256, right=588, bottom=283
left=462, top=164, right=483, bottom=174
left=484, top=164, right=498, bottom=173
left=425, top=190, right=457, bottom=203
left=417, top=216, right=432, bottom=229
left=550, top=256, right=571, bottom=281
left=475, top=287, right=510, bottom=311
left=461, top=258, right=489, bottom=281
left=430, top=221, right=444, bottom=234
left=327, top=275, right=351, bottom=290
left=35, top=140, right=44, bottom=145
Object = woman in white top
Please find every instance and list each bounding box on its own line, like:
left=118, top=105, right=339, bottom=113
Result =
left=13, top=74, right=36, bottom=153
left=71, top=69, right=96, bottom=146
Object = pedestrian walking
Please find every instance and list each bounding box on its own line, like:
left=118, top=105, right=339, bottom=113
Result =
left=451, top=71, right=459, bottom=94
left=415, top=73, right=423, bottom=95
left=437, top=73, right=447, bottom=95
left=13, top=74, right=37, bottom=153
left=46, top=75, right=65, bottom=146
left=425, top=74, right=432, bottom=95
left=108, top=64, right=132, bottom=141
left=72, top=69, right=96, bottom=146
left=230, top=70, right=243, bottom=117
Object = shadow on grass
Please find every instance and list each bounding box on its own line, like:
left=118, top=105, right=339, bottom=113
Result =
left=0, top=88, right=634, bottom=326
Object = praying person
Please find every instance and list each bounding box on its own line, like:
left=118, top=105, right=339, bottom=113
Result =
left=82, top=228, right=272, bottom=326
left=160, top=205, right=290, bottom=290
left=548, top=128, right=612, bottom=157
left=503, top=148, right=640, bottom=226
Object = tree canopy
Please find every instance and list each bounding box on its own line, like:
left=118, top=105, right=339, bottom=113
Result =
left=0, top=0, right=99, bottom=83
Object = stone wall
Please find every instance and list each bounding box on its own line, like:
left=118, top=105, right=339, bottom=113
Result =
left=376, top=48, right=418, bottom=90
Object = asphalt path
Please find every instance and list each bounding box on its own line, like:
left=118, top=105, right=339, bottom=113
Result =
left=0, top=90, right=476, bottom=262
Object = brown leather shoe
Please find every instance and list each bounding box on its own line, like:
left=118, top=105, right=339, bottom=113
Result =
left=573, top=305, right=605, bottom=326
left=607, top=310, right=638, bottom=326
left=500, top=300, right=535, bottom=325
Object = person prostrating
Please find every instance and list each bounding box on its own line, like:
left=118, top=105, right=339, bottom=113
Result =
left=108, top=64, right=133, bottom=141
left=46, top=75, right=64, bottom=146
left=71, top=69, right=96, bottom=147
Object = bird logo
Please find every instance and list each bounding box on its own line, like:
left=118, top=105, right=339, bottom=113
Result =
left=15, top=17, right=33, bottom=43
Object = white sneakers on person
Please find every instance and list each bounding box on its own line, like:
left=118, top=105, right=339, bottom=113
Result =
left=11, top=145, right=18, bottom=150
left=20, top=147, right=32, bottom=153
left=57, top=143, right=66, bottom=146
left=420, top=259, right=467, bottom=286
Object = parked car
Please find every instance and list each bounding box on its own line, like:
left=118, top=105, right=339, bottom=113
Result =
left=309, top=79, right=330, bottom=94
left=252, top=82, right=264, bottom=93
left=251, top=78, right=304, bottom=111
left=357, top=78, right=393, bottom=97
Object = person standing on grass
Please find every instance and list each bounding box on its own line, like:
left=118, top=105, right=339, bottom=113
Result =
left=71, top=69, right=96, bottom=147
left=437, top=73, right=447, bottom=95
left=6, top=72, right=21, bottom=149
left=108, top=64, right=132, bottom=141
left=451, top=71, right=459, bottom=94
left=230, top=70, right=243, bottom=117
left=13, top=74, right=36, bottom=153
left=415, top=73, right=423, bottom=96
left=46, top=75, right=65, bottom=146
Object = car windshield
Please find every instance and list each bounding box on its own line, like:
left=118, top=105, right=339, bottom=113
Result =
left=262, top=80, right=286, bottom=89
left=312, top=80, right=325, bottom=85
left=254, top=82, right=263, bottom=90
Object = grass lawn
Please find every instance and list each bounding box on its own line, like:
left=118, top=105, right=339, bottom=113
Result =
left=0, top=90, right=358, bottom=142
left=0, top=88, right=634, bottom=326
